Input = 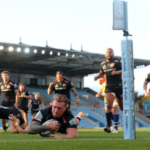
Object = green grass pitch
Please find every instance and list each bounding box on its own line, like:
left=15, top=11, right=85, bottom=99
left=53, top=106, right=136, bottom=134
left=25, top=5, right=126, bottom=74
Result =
left=0, top=129, right=150, bottom=150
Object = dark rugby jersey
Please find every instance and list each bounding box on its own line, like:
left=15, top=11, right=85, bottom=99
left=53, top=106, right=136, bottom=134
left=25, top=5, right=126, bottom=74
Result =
left=18, top=89, right=30, bottom=107
left=30, top=99, right=42, bottom=111
left=145, top=73, right=150, bottom=82
left=0, top=105, right=25, bottom=125
left=0, top=80, right=18, bottom=102
left=33, top=106, right=77, bottom=132
left=51, top=79, right=74, bottom=99
left=100, top=58, right=122, bottom=87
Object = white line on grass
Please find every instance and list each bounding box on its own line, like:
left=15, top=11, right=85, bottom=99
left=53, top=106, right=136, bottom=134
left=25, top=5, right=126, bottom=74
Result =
left=0, top=138, right=150, bottom=142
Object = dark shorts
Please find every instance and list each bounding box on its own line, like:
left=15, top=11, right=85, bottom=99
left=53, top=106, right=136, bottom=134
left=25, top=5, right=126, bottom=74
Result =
left=18, top=106, right=28, bottom=114
left=31, top=109, right=39, bottom=116
left=105, top=86, right=123, bottom=100
left=1, top=101, right=15, bottom=107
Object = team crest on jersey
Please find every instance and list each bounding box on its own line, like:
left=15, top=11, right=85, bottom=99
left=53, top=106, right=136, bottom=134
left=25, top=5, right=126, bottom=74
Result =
left=55, top=84, right=58, bottom=88
left=110, top=63, right=115, bottom=68
left=63, top=84, right=66, bottom=87
left=103, top=65, right=106, bottom=69
left=7, top=85, right=11, bottom=89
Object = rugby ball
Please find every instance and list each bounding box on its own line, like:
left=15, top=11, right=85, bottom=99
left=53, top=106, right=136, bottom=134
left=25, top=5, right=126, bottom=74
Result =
left=39, top=119, right=59, bottom=137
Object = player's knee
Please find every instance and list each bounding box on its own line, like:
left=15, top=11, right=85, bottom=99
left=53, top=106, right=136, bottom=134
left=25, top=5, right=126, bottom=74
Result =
left=106, top=104, right=112, bottom=110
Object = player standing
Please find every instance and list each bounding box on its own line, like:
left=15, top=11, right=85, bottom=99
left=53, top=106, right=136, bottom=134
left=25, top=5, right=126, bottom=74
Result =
left=0, top=71, right=19, bottom=132
left=94, top=48, right=123, bottom=133
left=18, top=83, right=32, bottom=124
left=28, top=93, right=44, bottom=119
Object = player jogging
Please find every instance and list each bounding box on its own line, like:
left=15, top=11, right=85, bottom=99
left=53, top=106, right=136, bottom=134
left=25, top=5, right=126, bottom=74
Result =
left=94, top=48, right=123, bottom=133
left=47, top=71, right=80, bottom=109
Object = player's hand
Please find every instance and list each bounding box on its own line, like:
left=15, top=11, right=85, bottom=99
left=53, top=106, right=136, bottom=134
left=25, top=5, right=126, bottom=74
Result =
left=14, top=103, right=18, bottom=108
left=28, top=110, right=30, bottom=113
left=21, top=94, right=25, bottom=98
left=50, top=134, right=62, bottom=139
left=111, top=71, right=118, bottom=75
left=77, top=100, right=80, bottom=105
left=49, top=82, right=54, bottom=88
left=94, top=76, right=98, bottom=81
left=46, top=119, right=59, bottom=132
left=9, top=114, right=17, bottom=122
left=144, top=92, right=149, bottom=97
left=95, top=93, right=100, bottom=98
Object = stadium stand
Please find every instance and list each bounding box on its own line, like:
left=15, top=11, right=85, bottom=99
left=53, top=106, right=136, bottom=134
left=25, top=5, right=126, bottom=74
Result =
left=0, top=87, right=150, bottom=128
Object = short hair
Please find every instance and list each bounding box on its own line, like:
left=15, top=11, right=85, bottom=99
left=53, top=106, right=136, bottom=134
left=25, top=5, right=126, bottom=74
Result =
left=18, top=83, right=26, bottom=88
left=1, top=71, right=10, bottom=76
left=106, top=48, right=114, bottom=53
left=53, top=94, right=68, bottom=106
left=56, top=71, right=63, bottom=75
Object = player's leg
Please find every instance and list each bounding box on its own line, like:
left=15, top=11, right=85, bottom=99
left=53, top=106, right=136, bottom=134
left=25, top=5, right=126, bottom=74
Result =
left=23, top=107, right=28, bottom=124
left=112, top=100, right=119, bottom=133
left=24, top=112, right=28, bottom=124
left=1, top=119, right=7, bottom=132
left=105, top=93, right=115, bottom=133
left=1, top=101, right=9, bottom=132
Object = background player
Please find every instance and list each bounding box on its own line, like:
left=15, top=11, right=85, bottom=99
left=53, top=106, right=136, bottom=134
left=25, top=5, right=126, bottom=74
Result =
left=47, top=71, right=80, bottom=109
left=28, top=93, right=44, bottom=119
left=18, top=83, right=32, bottom=124
left=94, top=48, right=122, bottom=133
left=95, top=77, right=119, bottom=133
left=0, top=71, right=19, bottom=132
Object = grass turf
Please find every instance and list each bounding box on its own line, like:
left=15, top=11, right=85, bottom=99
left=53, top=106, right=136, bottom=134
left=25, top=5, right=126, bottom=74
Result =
left=0, top=129, right=150, bottom=150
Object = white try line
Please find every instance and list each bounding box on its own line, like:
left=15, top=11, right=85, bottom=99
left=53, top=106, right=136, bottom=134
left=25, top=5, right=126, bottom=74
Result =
left=0, top=138, right=150, bottom=142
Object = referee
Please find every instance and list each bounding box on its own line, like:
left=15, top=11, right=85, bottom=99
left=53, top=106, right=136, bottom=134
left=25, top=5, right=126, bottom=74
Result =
left=47, top=71, right=80, bottom=109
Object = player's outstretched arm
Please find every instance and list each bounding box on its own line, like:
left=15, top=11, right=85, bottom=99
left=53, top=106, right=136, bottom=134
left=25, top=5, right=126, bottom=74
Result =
left=50, top=128, right=78, bottom=139
left=27, top=120, right=59, bottom=134
left=71, top=87, right=80, bottom=105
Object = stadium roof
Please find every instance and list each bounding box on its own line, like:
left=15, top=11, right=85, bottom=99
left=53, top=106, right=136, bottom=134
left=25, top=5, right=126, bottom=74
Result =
left=0, top=41, right=149, bottom=76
